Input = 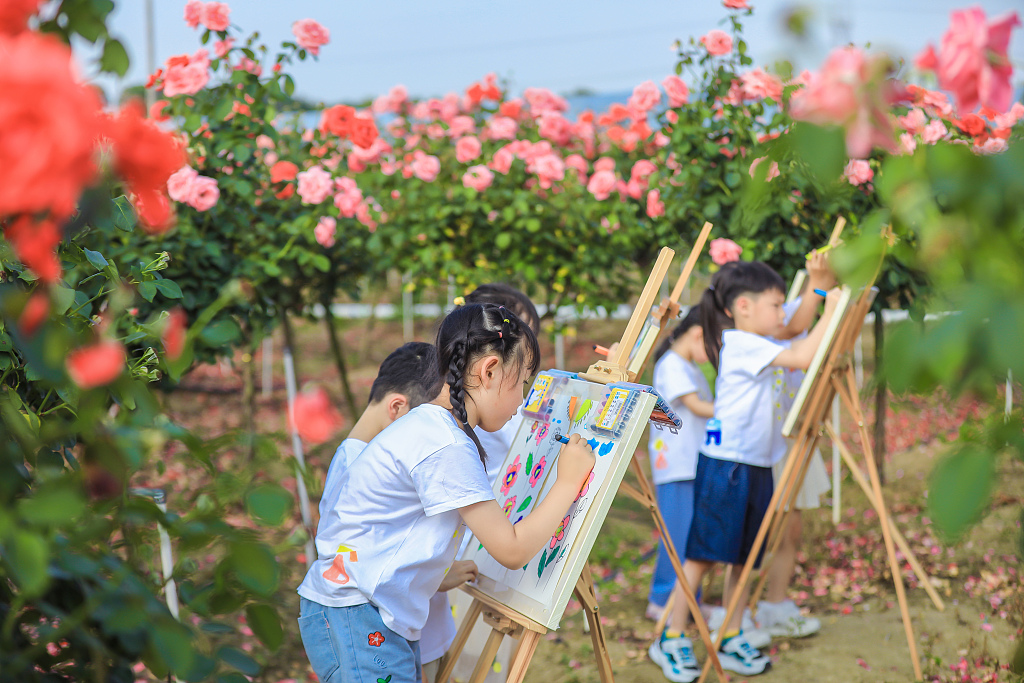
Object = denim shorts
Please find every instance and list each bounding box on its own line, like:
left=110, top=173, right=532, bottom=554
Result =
left=298, top=597, right=421, bottom=683
left=684, top=453, right=773, bottom=569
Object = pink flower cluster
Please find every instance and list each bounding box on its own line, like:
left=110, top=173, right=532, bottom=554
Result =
left=709, top=238, right=743, bottom=265
left=159, top=48, right=211, bottom=97
left=314, top=216, right=336, bottom=248
left=167, top=166, right=220, bottom=211
left=184, top=1, right=230, bottom=32
left=292, top=19, right=330, bottom=56
left=701, top=29, right=733, bottom=56
left=296, top=165, right=333, bottom=204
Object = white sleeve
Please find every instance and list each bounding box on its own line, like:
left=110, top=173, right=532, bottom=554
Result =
left=733, top=333, right=785, bottom=378
left=410, top=442, right=495, bottom=517
left=782, top=298, right=801, bottom=327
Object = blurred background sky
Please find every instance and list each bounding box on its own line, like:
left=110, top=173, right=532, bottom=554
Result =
left=89, top=0, right=1024, bottom=106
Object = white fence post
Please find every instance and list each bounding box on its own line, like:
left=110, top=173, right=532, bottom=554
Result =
left=284, top=347, right=317, bottom=571
left=261, top=335, right=273, bottom=398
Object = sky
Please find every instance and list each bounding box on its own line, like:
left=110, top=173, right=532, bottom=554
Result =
left=90, top=0, right=1024, bottom=105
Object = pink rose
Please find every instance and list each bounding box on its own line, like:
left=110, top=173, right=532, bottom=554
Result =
left=628, top=80, right=661, bottom=113
left=975, top=137, right=1008, bottom=154
left=447, top=115, right=475, bottom=138
left=292, top=18, right=330, bottom=56
left=631, top=159, right=657, bottom=182
left=162, top=49, right=210, bottom=96
left=167, top=166, right=198, bottom=203
left=411, top=152, right=440, bottom=182
left=564, top=154, right=588, bottom=182
left=915, top=45, right=938, bottom=71
left=531, top=153, right=565, bottom=189
left=201, top=2, right=230, bottom=32
left=898, top=107, right=927, bottom=133
left=462, top=165, right=494, bottom=192
left=748, top=156, right=779, bottom=181
left=214, top=37, right=234, bottom=58
left=994, top=102, right=1024, bottom=129
left=296, top=166, right=333, bottom=204
left=789, top=47, right=898, bottom=158
left=709, top=238, right=743, bottom=265
left=724, top=0, right=751, bottom=8
left=899, top=132, right=917, bottom=155
left=188, top=175, right=219, bottom=211
left=740, top=68, right=783, bottom=101
left=486, top=115, right=518, bottom=140
left=593, top=157, right=616, bottom=173
left=934, top=8, right=1020, bottom=113
left=523, top=87, right=569, bottom=116
left=455, top=135, right=482, bottom=163
left=646, top=189, right=665, bottom=219
left=843, top=159, right=873, bottom=186
left=921, top=119, right=948, bottom=144
left=184, top=0, right=203, bottom=28
left=489, top=146, right=514, bottom=174
left=587, top=170, right=617, bottom=200
left=701, top=30, right=733, bottom=56
left=333, top=177, right=364, bottom=218
left=314, top=216, right=337, bottom=248
left=662, top=75, right=690, bottom=107
left=538, top=114, right=573, bottom=146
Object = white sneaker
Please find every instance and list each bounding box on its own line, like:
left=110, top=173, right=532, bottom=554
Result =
left=648, top=635, right=700, bottom=683
left=707, top=606, right=771, bottom=649
left=646, top=601, right=666, bottom=621
left=757, top=600, right=821, bottom=638
left=718, top=632, right=771, bottom=675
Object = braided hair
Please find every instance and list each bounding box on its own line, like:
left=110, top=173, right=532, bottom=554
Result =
left=436, top=303, right=540, bottom=465
left=653, top=304, right=702, bottom=363
left=699, top=261, right=785, bottom=369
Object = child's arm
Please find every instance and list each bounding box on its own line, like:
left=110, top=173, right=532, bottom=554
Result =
left=772, top=288, right=841, bottom=370
left=778, top=253, right=835, bottom=340
left=459, top=435, right=595, bottom=569
left=438, top=559, right=478, bottom=592
left=675, top=393, right=714, bottom=419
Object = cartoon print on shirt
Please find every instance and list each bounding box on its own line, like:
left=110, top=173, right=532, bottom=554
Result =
left=322, top=544, right=358, bottom=584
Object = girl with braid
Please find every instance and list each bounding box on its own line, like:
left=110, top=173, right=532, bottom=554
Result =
left=297, top=303, right=595, bottom=683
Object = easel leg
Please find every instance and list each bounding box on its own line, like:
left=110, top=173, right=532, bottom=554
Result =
left=835, top=369, right=923, bottom=680
left=504, top=631, right=540, bottom=683
left=825, top=422, right=945, bottom=610
left=437, top=598, right=484, bottom=683
left=469, top=626, right=505, bottom=683
left=628, top=458, right=725, bottom=681
left=574, top=564, right=615, bottom=683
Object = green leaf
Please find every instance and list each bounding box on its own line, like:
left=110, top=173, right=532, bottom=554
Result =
left=199, top=319, right=240, bottom=347
left=525, top=452, right=533, bottom=476
left=19, top=486, right=85, bottom=526
left=100, top=38, right=130, bottom=76
left=788, top=122, right=847, bottom=184
left=228, top=542, right=279, bottom=596
left=151, top=620, right=195, bottom=674
left=245, top=483, right=292, bottom=526
left=83, top=248, right=109, bottom=271
left=6, top=531, right=49, bottom=597
left=516, top=496, right=532, bottom=513
left=154, top=279, right=184, bottom=299
left=245, top=604, right=283, bottom=651
left=138, top=281, right=157, bottom=302
left=495, top=233, right=512, bottom=250
left=218, top=646, right=261, bottom=676
left=927, top=446, right=996, bottom=543
left=112, top=195, right=137, bottom=232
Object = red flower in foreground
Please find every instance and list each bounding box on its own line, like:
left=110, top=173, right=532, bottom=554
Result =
left=18, top=291, right=49, bottom=337
left=3, top=216, right=62, bottom=282
left=0, top=32, right=103, bottom=220
left=67, top=340, right=126, bottom=389
left=107, top=100, right=186, bottom=199
left=349, top=115, right=379, bottom=149
left=0, top=0, right=43, bottom=35
left=162, top=308, right=187, bottom=360
left=289, top=387, right=344, bottom=443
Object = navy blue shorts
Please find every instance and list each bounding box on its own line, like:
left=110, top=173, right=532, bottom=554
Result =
left=684, top=453, right=773, bottom=568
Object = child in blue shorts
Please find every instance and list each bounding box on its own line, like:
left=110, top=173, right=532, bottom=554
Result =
left=650, top=261, right=839, bottom=682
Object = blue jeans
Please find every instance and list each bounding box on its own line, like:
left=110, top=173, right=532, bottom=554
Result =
left=298, top=597, right=421, bottom=683
left=648, top=480, right=696, bottom=607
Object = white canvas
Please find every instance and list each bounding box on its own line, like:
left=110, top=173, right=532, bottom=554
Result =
left=461, top=372, right=656, bottom=630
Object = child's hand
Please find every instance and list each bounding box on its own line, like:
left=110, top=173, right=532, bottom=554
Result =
left=438, top=559, right=478, bottom=592
left=806, top=251, right=835, bottom=290
left=823, top=287, right=842, bottom=313
left=557, top=433, right=595, bottom=490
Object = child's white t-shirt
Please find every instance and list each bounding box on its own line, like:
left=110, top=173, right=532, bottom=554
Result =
left=773, top=299, right=806, bottom=422
left=318, top=437, right=367, bottom=520
left=417, top=408, right=522, bottom=663
left=703, top=329, right=787, bottom=468
left=297, top=404, right=494, bottom=641
left=648, top=352, right=712, bottom=485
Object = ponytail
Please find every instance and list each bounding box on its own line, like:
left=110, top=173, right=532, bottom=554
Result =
left=654, top=304, right=702, bottom=362
left=436, top=303, right=540, bottom=465
left=700, top=260, right=786, bottom=369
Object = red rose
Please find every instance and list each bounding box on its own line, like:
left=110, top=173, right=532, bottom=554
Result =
left=66, top=340, right=126, bottom=389
left=321, top=104, right=356, bottom=138
left=349, top=115, right=379, bottom=150
left=3, top=216, right=62, bottom=282
left=107, top=100, right=186, bottom=197
left=288, top=387, right=344, bottom=443
left=0, top=33, right=103, bottom=220
left=162, top=308, right=187, bottom=360
left=0, top=0, right=43, bottom=35
left=270, top=160, right=299, bottom=183
left=18, top=291, right=49, bottom=337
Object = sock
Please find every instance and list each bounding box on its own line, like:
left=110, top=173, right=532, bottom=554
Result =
left=663, top=628, right=683, bottom=641
left=720, top=628, right=740, bottom=644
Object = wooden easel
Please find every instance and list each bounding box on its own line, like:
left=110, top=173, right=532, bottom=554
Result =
left=440, top=237, right=725, bottom=683
left=696, top=282, right=936, bottom=683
